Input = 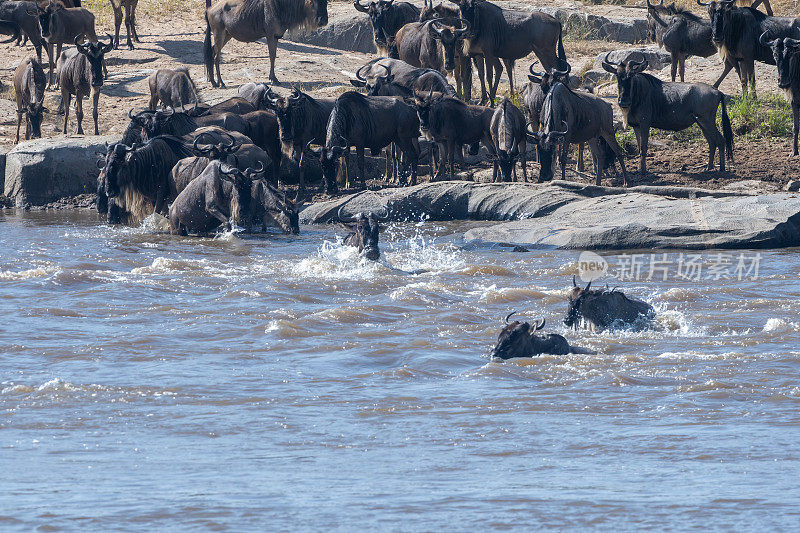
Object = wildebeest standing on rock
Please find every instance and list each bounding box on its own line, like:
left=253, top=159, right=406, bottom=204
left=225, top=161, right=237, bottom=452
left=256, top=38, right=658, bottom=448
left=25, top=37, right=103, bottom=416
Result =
left=338, top=206, right=388, bottom=261
left=13, top=57, right=47, bottom=143
left=448, top=0, right=565, bottom=104
left=602, top=53, right=733, bottom=175
left=310, top=91, right=420, bottom=194
left=564, top=279, right=656, bottom=332
left=761, top=33, right=800, bottom=155
left=353, top=0, right=420, bottom=56
left=59, top=35, right=113, bottom=135
left=491, top=313, right=595, bottom=359
left=110, top=0, right=140, bottom=50
left=699, top=0, right=800, bottom=94
left=147, top=68, right=199, bottom=111
left=204, top=0, right=329, bottom=87
left=38, top=0, right=99, bottom=85
left=489, top=98, right=526, bottom=182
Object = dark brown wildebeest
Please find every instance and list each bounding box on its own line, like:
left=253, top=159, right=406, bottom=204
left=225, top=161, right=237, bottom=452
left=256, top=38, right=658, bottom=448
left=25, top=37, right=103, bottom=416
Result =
left=646, top=0, right=736, bottom=84
left=527, top=64, right=628, bottom=186
left=490, top=312, right=595, bottom=359
left=353, top=0, right=419, bottom=55
left=59, top=35, right=113, bottom=135
left=269, top=88, right=335, bottom=191
left=699, top=0, right=800, bottom=94
left=194, top=97, right=257, bottom=116
left=337, top=206, right=389, bottom=261
left=110, top=0, right=139, bottom=50
left=419, top=0, right=472, bottom=100
left=147, top=68, right=199, bottom=111
left=390, top=18, right=470, bottom=79
left=13, top=57, right=47, bottom=143
left=761, top=33, right=800, bottom=155
left=413, top=90, right=494, bottom=180
left=448, top=0, right=565, bottom=104
left=238, top=82, right=275, bottom=110
left=489, top=98, right=526, bottom=182
left=38, top=0, right=99, bottom=85
left=602, top=53, right=733, bottom=175
left=0, top=2, right=45, bottom=62
left=310, top=91, right=420, bottom=193
left=241, top=109, right=282, bottom=184
left=564, top=278, right=655, bottom=332
left=204, top=0, right=329, bottom=87
left=140, top=108, right=251, bottom=140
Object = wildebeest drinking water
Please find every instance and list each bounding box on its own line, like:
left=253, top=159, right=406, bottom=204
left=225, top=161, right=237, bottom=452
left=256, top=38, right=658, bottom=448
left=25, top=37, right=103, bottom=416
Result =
left=564, top=278, right=656, bottom=332
left=13, top=56, right=47, bottom=143
left=337, top=206, right=389, bottom=261
left=204, top=0, right=329, bottom=87
left=490, top=312, right=595, bottom=359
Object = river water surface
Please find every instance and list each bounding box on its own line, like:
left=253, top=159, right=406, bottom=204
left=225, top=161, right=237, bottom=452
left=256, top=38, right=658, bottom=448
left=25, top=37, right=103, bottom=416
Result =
left=2, top=210, right=800, bottom=530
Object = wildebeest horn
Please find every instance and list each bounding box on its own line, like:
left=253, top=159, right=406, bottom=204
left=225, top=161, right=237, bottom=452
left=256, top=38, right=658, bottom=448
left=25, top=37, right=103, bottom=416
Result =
left=585, top=281, right=592, bottom=291
left=629, top=53, right=648, bottom=72
left=245, top=161, right=266, bottom=176
left=534, top=318, right=546, bottom=331
left=786, top=38, right=800, bottom=48
left=505, top=311, right=516, bottom=324
left=696, top=0, right=711, bottom=6
left=124, top=143, right=137, bottom=153
left=552, top=61, right=571, bottom=78
left=74, top=35, right=88, bottom=52
left=219, top=131, right=237, bottom=150
left=192, top=132, right=216, bottom=153
left=573, top=275, right=578, bottom=287
left=96, top=158, right=106, bottom=169
left=528, top=62, right=544, bottom=79
left=376, top=205, right=390, bottom=220
left=759, top=31, right=775, bottom=47
left=162, top=106, right=175, bottom=117
left=353, top=0, right=370, bottom=13
left=601, top=52, right=619, bottom=74
left=554, top=120, right=569, bottom=136
left=454, top=18, right=470, bottom=36
left=355, top=63, right=371, bottom=82
left=525, top=121, right=540, bottom=141
left=376, top=63, right=390, bottom=80
left=337, top=205, right=357, bottom=223
left=219, top=162, right=239, bottom=176
left=646, top=0, right=664, bottom=9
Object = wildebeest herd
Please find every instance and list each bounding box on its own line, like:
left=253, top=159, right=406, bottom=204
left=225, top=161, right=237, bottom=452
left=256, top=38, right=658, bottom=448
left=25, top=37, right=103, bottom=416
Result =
left=1, top=0, right=794, bottom=356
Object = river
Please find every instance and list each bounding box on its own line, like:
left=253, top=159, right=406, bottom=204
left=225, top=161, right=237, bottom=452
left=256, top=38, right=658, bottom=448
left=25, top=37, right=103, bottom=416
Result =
left=2, top=210, right=799, bottom=529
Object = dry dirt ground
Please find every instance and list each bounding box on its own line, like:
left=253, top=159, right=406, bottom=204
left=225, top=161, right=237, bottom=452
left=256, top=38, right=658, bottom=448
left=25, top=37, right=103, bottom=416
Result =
left=0, top=0, right=797, bottom=192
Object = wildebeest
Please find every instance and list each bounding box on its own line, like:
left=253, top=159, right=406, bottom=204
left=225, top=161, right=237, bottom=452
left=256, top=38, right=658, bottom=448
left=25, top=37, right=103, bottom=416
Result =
left=390, top=18, right=470, bottom=77
left=699, top=0, right=800, bottom=94
left=419, top=0, right=472, bottom=100
left=527, top=65, right=628, bottom=186
left=310, top=91, right=420, bottom=193
left=13, top=57, right=47, bottom=143
left=490, top=312, right=595, bottom=359
left=147, top=68, right=199, bottom=111
left=38, top=0, right=99, bottom=85
left=59, top=35, right=113, bottom=135
left=489, top=98, right=526, bottom=182
left=448, top=0, right=565, bottom=104
left=240, top=109, right=283, bottom=184
left=353, top=0, right=419, bottom=55
left=338, top=206, right=388, bottom=261
left=238, top=82, right=275, bottom=110
left=351, top=57, right=457, bottom=97
left=269, top=88, right=335, bottom=190
left=413, top=90, right=494, bottom=180
left=111, top=0, right=139, bottom=50
left=646, top=0, right=735, bottom=84
left=761, top=33, right=800, bottom=155
left=602, top=53, right=733, bottom=175
left=0, top=1, right=46, bottom=63
left=139, top=107, right=250, bottom=141
left=564, top=278, right=655, bottom=332
left=204, top=0, right=329, bottom=87
left=195, top=97, right=257, bottom=116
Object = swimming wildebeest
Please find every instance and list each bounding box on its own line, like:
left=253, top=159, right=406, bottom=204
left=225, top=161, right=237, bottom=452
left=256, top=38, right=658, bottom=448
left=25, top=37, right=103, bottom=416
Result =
left=699, top=0, right=800, bottom=94
left=38, top=0, right=99, bottom=85
left=147, top=68, right=199, bottom=111
left=0, top=1, right=45, bottom=63
left=646, top=0, right=735, bottom=84
left=761, top=33, right=800, bottom=155
left=13, top=57, right=47, bottom=143
left=59, top=35, right=113, bottom=135
left=110, top=0, right=139, bottom=50
left=602, top=53, right=733, bottom=175
left=204, top=0, right=329, bottom=87
left=338, top=206, right=389, bottom=261
left=268, top=88, right=335, bottom=191
left=419, top=0, right=472, bottom=100
left=527, top=64, right=628, bottom=186
left=447, top=0, right=565, bottom=104
left=490, top=312, right=595, bottom=359
left=564, top=278, right=656, bottom=332
left=489, top=98, right=527, bottom=182
left=353, top=0, right=419, bottom=55
left=390, top=17, right=470, bottom=78
left=413, top=89, right=494, bottom=180
left=310, top=91, right=420, bottom=193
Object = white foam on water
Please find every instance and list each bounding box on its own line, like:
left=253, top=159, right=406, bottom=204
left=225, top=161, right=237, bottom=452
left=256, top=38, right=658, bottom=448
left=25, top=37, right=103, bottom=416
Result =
left=0, top=265, right=60, bottom=281
left=293, top=238, right=386, bottom=281
left=763, top=318, right=800, bottom=333
left=140, top=213, right=171, bottom=233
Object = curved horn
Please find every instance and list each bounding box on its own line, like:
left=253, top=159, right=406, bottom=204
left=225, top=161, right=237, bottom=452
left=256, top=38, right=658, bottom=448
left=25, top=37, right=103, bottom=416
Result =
left=696, top=0, right=711, bottom=6
left=554, top=120, right=569, bottom=136
left=355, top=62, right=372, bottom=82
left=552, top=61, right=571, bottom=78
left=219, top=131, right=238, bottom=150
left=124, top=143, right=137, bottom=153
left=192, top=134, right=215, bottom=154
left=219, top=162, right=239, bottom=176
left=128, top=108, right=136, bottom=120
left=525, top=121, right=540, bottom=141
left=245, top=161, right=266, bottom=176
left=601, top=52, right=619, bottom=74
left=376, top=205, right=390, bottom=220
left=759, top=31, right=774, bottom=47
left=534, top=318, right=546, bottom=331
left=429, top=19, right=446, bottom=38
left=786, top=38, right=800, bottom=48
left=528, top=61, right=545, bottom=79
left=584, top=281, right=592, bottom=291
left=573, top=275, right=578, bottom=287
left=453, top=17, right=470, bottom=36
left=337, top=205, right=357, bottom=223
left=353, top=0, right=370, bottom=13
left=161, top=106, right=175, bottom=117
left=505, top=311, right=516, bottom=324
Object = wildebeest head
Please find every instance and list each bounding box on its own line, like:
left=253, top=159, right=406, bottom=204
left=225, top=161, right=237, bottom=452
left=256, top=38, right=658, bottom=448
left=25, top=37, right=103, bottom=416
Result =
left=646, top=0, right=675, bottom=44
left=412, top=87, right=440, bottom=132
left=76, top=35, right=114, bottom=88
left=490, top=312, right=547, bottom=359
left=37, top=0, right=60, bottom=39
left=311, top=0, right=329, bottom=28
left=338, top=206, right=389, bottom=261
left=492, top=100, right=519, bottom=181
left=26, top=102, right=45, bottom=139
left=142, top=107, right=198, bottom=138
left=761, top=33, right=800, bottom=90
left=192, top=131, right=239, bottom=160
left=309, top=143, right=345, bottom=194
left=355, top=0, right=400, bottom=45
left=271, top=89, right=302, bottom=144
left=527, top=60, right=570, bottom=97
left=449, top=0, right=479, bottom=32
left=102, top=142, right=136, bottom=198
left=601, top=52, right=648, bottom=110
left=698, top=0, right=734, bottom=45
left=428, top=18, right=470, bottom=71
left=250, top=177, right=301, bottom=234
left=564, top=276, right=595, bottom=329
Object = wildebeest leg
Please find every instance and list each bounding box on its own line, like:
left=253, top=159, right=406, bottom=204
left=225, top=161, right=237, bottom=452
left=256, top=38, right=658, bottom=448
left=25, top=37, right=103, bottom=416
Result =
left=492, top=160, right=498, bottom=182
left=62, top=91, right=71, bottom=133
left=297, top=149, right=306, bottom=191
left=15, top=109, right=22, bottom=144
left=356, top=146, right=366, bottom=189
left=91, top=88, right=100, bottom=135
left=131, top=3, right=141, bottom=42
left=502, top=58, right=514, bottom=95
left=559, top=142, right=567, bottom=181
left=409, top=137, right=419, bottom=186
left=47, top=43, right=55, bottom=87
left=635, top=126, right=648, bottom=176
left=33, top=39, right=42, bottom=64
left=520, top=138, right=527, bottom=182
left=213, top=32, right=230, bottom=88
left=694, top=116, right=722, bottom=171
left=588, top=138, right=602, bottom=185
left=124, top=3, right=135, bottom=49
left=486, top=57, right=502, bottom=104
left=267, top=36, right=279, bottom=84
left=712, top=61, right=735, bottom=88
left=474, top=56, right=487, bottom=104
left=448, top=140, right=456, bottom=180
left=75, top=93, right=84, bottom=135
left=113, top=5, right=122, bottom=49
left=793, top=103, right=799, bottom=156
left=600, top=131, right=628, bottom=187
left=670, top=55, right=677, bottom=82
left=576, top=143, right=584, bottom=172
left=679, top=55, right=686, bottom=83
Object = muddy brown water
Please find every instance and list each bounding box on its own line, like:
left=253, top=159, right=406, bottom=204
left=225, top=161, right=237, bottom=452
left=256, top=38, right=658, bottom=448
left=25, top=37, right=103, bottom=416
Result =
left=2, top=209, right=800, bottom=529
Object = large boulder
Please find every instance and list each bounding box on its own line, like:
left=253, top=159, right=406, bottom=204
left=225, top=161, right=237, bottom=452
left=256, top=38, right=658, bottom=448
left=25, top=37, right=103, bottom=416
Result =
left=286, top=14, right=377, bottom=54
left=4, top=135, right=119, bottom=207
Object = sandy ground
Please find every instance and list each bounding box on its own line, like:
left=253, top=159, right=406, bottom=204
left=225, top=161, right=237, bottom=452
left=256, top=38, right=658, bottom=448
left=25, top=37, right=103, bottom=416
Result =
left=0, top=0, right=797, bottom=192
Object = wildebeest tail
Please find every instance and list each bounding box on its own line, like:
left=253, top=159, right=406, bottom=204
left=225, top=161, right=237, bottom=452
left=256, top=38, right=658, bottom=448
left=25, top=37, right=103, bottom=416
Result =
left=203, top=12, right=214, bottom=83
left=557, top=24, right=566, bottom=61
left=721, top=96, right=734, bottom=162
left=599, top=137, right=617, bottom=171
